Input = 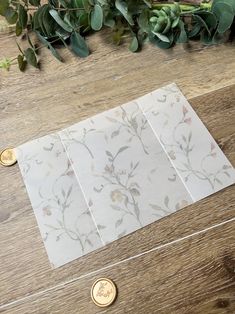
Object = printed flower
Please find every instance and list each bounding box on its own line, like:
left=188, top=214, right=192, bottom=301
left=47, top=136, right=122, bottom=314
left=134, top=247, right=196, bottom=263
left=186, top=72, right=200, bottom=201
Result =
left=223, top=164, right=231, bottom=170
left=66, top=170, right=74, bottom=177
left=184, top=117, right=192, bottom=125
left=210, top=142, right=215, bottom=151
left=105, top=165, right=114, bottom=174
left=168, top=150, right=176, bottom=160
left=182, top=105, right=188, bottom=115
left=110, top=189, right=123, bottom=202
left=42, top=206, right=52, bottom=216
left=211, top=151, right=217, bottom=158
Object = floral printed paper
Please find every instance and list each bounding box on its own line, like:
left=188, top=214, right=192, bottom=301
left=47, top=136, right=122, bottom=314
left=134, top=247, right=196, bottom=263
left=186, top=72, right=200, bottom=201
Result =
left=15, top=83, right=235, bottom=268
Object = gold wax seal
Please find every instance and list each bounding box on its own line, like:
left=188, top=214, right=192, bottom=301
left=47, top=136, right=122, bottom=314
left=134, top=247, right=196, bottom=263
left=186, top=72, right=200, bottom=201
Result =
left=91, top=278, right=117, bottom=308
left=0, top=148, right=17, bottom=167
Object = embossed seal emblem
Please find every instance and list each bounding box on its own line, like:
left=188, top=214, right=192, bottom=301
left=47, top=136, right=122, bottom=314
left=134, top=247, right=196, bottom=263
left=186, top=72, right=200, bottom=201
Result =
left=91, top=278, right=117, bottom=307
left=0, top=148, right=17, bottom=167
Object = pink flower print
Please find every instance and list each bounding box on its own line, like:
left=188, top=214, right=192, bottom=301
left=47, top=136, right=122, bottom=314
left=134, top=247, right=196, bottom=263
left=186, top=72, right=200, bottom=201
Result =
left=182, top=105, right=188, bottom=115
left=211, top=142, right=215, bottom=151
left=168, top=150, right=176, bottom=160
left=184, top=117, right=192, bottom=125
left=43, top=206, right=52, bottom=216
left=211, top=152, right=217, bottom=158
left=66, top=170, right=74, bottom=177
left=110, top=189, right=123, bottom=202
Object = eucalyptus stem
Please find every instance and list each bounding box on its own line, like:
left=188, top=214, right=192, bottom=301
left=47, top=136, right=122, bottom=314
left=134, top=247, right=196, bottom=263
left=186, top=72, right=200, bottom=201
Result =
left=152, top=2, right=212, bottom=11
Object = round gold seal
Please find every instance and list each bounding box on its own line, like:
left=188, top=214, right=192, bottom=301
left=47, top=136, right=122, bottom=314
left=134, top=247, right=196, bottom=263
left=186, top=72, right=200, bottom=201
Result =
left=91, top=278, right=117, bottom=308
left=0, top=148, right=17, bottom=167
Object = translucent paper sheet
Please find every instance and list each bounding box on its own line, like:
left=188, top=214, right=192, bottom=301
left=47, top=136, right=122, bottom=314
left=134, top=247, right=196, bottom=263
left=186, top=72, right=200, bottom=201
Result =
left=16, top=83, right=235, bottom=268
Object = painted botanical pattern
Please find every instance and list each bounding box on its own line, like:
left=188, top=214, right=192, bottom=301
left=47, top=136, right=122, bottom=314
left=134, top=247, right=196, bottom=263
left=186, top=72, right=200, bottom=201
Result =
left=16, top=134, right=103, bottom=268
left=16, top=83, right=235, bottom=267
left=105, top=102, right=149, bottom=154
left=59, top=100, right=192, bottom=245
left=137, top=83, right=235, bottom=201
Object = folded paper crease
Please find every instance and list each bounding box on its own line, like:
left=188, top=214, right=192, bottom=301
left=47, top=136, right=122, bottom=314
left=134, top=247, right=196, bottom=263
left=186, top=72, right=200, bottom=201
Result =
left=15, top=83, right=235, bottom=268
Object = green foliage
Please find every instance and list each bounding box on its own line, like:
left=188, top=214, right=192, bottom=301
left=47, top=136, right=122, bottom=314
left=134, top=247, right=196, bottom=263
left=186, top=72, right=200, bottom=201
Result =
left=0, top=0, right=234, bottom=71
left=0, top=57, right=11, bottom=71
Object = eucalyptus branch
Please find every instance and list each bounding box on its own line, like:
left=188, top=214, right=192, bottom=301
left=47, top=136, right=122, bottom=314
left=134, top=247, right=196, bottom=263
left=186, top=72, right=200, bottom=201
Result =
left=0, top=0, right=234, bottom=72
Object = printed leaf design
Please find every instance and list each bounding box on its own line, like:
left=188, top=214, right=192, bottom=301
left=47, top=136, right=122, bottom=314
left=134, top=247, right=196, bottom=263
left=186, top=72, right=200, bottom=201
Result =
left=94, top=186, right=103, bottom=193
left=110, top=204, right=123, bottom=211
left=224, top=171, right=231, bottom=178
left=130, top=188, right=140, bottom=196
left=115, top=218, right=123, bottom=228
left=149, top=204, right=163, bottom=211
left=97, top=224, right=106, bottom=230
left=105, top=116, right=118, bottom=123
left=117, top=146, right=129, bottom=155
left=67, top=185, right=73, bottom=198
left=111, top=129, right=120, bottom=138
left=164, top=196, right=169, bottom=208
left=215, top=178, right=222, bottom=185
left=85, top=238, right=93, bottom=247
left=106, top=150, right=113, bottom=158
left=134, top=204, right=140, bottom=219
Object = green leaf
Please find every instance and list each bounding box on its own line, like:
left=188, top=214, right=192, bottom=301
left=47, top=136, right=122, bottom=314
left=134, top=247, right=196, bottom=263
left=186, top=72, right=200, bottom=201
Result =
left=91, top=4, right=103, bottom=31
left=5, top=7, right=18, bottom=24
left=152, top=31, right=170, bottom=43
left=129, top=36, right=138, bottom=52
left=138, top=9, right=150, bottom=33
left=42, top=5, right=55, bottom=36
left=36, top=32, right=64, bottom=62
left=104, top=13, right=115, bottom=28
left=172, top=16, right=180, bottom=28
left=18, top=4, right=28, bottom=29
left=24, top=48, right=38, bottom=68
left=15, top=21, right=23, bottom=36
left=193, top=14, right=211, bottom=35
left=177, top=20, right=188, bottom=43
left=17, top=55, right=27, bottom=72
left=0, top=58, right=11, bottom=70
left=212, top=0, right=235, bottom=14
left=29, top=0, right=40, bottom=6
left=213, top=2, right=234, bottom=33
left=0, top=0, right=9, bottom=16
left=143, top=0, right=151, bottom=8
left=49, top=9, right=73, bottom=32
left=112, top=30, right=122, bottom=45
left=196, top=11, right=217, bottom=30
left=70, top=31, right=89, bottom=57
left=188, top=23, right=201, bottom=38
left=115, top=0, right=134, bottom=26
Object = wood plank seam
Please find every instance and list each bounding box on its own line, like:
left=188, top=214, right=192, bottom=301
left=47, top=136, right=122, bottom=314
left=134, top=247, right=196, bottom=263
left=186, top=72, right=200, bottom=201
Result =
left=1, top=215, right=235, bottom=311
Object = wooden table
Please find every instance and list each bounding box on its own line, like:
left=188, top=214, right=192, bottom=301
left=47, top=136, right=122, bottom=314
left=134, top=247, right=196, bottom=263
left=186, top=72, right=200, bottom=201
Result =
left=0, top=28, right=235, bottom=314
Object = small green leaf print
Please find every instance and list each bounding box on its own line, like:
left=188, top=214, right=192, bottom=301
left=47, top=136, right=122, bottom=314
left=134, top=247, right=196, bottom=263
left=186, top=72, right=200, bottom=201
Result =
left=117, top=146, right=129, bottom=155
left=111, top=129, right=120, bottom=138
left=164, top=196, right=169, bottom=208
left=130, top=188, right=140, bottom=196
left=106, top=150, right=113, bottom=158
left=97, top=224, right=106, bottom=230
left=115, top=218, right=123, bottom=228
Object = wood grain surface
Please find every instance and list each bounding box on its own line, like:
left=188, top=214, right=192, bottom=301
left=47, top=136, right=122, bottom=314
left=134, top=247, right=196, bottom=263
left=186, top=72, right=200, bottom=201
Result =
left=0, top=29, right=235, bottom=314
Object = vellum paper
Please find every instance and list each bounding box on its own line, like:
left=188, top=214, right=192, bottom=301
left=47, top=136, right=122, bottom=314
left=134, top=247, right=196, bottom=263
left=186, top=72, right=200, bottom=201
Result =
left=16, top=83, right=235, bottom=268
